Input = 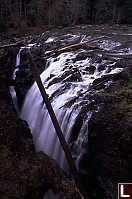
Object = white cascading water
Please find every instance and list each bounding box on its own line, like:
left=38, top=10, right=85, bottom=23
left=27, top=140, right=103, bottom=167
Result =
left=21, top=52, right=82, bottom=169
left=21, top=48, right=123, bottom=170
left=6, top=27, right=131, bottom=198
left=10, top=44, right=36, bottom=113
left=10, top=49, right=22, bottom=113
left=19, top=36, right=124, bottom=198
left=15, top=49, right=22, bottom=68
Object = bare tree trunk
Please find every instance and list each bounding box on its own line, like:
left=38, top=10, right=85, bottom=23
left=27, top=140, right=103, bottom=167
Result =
left=27, top=50, right=77, bottom=174
left=48, top=0, right=51, bottom=25
left=19, top=0, right=22, bottom=17
left=0, top=6, right=2, bottom=18
left=7, top=1, right=20, bottom=28
left=71, top=0, right=80, bottom=25
left=116, top=7, right=121, bottom=24
left=112, top=4, right=116, bottom=24
left=0, top=40, right=26, bottom=49
left=24, top=5, right=27, bottom=17
left=27, top=50, right=87, bottom=199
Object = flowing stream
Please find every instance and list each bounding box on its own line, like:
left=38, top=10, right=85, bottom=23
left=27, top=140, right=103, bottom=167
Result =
left=20, top=49, right=123, bottom=170
left=18, top=28, right=132, bottom=198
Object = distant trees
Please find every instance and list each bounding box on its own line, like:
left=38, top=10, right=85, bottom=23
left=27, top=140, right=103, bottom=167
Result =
left=123, top=0, right=132, bottom=23
left=89, top=0, right=132, bottom=24
left=0, top=0, right=132, bottom=32
left=0, top=0, right=31, bottom=31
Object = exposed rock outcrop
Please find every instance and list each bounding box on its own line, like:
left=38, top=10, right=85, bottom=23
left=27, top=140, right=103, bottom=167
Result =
left=88, top=68, right=132, bottom=199
left=0, top=47, right=83, bottom=199
left=1, top=25, right=132, bottom=199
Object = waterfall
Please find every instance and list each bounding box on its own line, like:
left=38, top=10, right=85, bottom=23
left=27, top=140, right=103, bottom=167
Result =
left=21, top=52, right=85, bottom=199
left=21, top=48, right=123, bottom=171
left=10, top=44, right=35, bottom=113
left=20, top=40, right=124, bottom=198
left=16, top=49, right=22, bottom=67
left=21, top=52, right=82, bottom=169
left=10, top=49, right=22, bottom=113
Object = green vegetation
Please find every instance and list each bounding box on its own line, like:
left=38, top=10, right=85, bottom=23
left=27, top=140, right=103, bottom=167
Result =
left=97, top=92, right=116, bottom=97
left=98, top=88, right=132, bottom=100
left=15, top=188, right=25, bottom=199
left=128, top=83, right=132, bottom=89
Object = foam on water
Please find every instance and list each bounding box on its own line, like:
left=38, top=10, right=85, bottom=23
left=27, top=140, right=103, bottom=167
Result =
left=20, top=33, right=130, bottom=198
left=21, top=48, right=123, bottom=170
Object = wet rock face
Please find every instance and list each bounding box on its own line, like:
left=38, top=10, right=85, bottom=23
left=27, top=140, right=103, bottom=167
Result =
left=88, top=72, right=132, bottom=199
left=0, top=48, right=18, bottom=84
left=3, top=25, right=132, bottom=199
left=0, top=97, right=82, bottom=198
left=14, top=24, right=132, bottom=110
left=0, top=47, right=82, bottom=199
left=115, top=58, right=132, bottom=68
left=86, top=65, right=96, bottom=73
left=15, top=48, right=47, bottom=109
left=98, top=64, right=106, bottom=72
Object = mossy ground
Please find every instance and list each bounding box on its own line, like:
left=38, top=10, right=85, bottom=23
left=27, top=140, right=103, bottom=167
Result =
left=88, top=68, right=132, bottom=199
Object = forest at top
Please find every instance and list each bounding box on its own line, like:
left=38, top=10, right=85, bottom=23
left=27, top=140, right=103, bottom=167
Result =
left=0, top=0, right=132, bottom=32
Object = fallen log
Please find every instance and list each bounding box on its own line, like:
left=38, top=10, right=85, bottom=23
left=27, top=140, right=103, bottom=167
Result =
left=0, top=46, right=84, bottom=199
left=27, top=50, right=86, bottom=199
left=57, top=36, right=108, bottom=52
left=0, top=36, right=109, bottom=58
left=0, top=39, right=27, bottom=49
left=43, top=36, right=110, bottom=58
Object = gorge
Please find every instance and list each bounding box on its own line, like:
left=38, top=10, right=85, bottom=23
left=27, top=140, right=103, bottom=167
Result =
left=1, top=24, right=132, bottom=199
